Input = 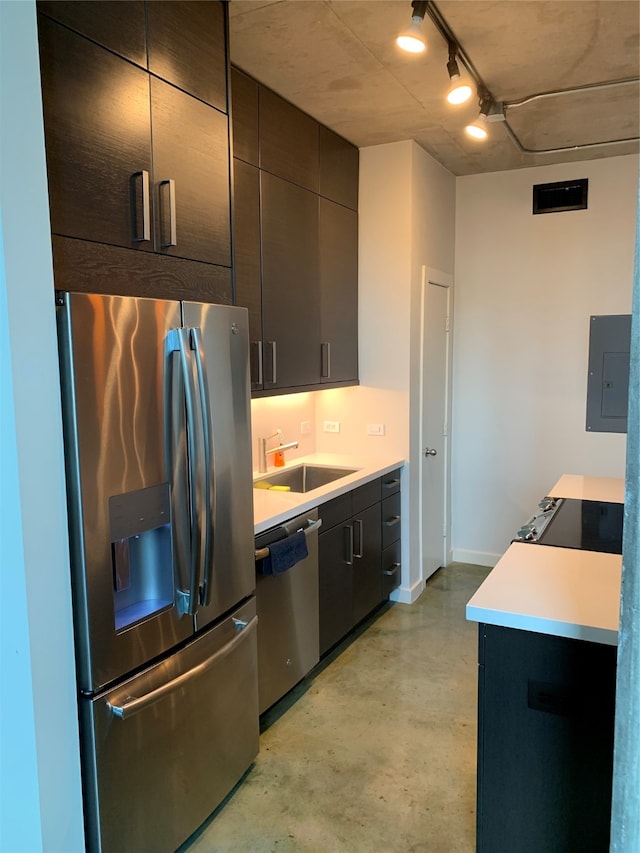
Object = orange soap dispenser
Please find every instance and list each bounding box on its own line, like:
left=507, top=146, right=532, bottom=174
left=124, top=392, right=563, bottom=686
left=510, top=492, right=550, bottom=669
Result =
left=274, top=443, right=285, bottom=467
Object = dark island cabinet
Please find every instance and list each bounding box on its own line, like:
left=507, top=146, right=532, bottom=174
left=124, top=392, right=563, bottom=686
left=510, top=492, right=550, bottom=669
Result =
left=260, top=172, right=321, bottom=390
left=319, top=472, right=401, bottom=657
left=37, top=1, right=231, bottom=300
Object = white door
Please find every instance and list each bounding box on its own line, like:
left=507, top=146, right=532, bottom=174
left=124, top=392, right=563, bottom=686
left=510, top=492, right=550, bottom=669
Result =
left=420, top=272, right=452, bottom=580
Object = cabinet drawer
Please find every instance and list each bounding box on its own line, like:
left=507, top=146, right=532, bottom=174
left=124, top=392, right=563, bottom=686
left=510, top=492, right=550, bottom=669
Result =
left=319, top=492, right=353, bottom=531
left=382, top=540, right=401, bottom=597
left=381, top=492, right=401, bottom=550
left=381, top=468, right=402, bottom=497
left=352, top=478, right=381, bottom=514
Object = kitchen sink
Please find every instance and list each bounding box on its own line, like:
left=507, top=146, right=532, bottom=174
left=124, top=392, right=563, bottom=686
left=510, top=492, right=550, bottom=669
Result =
left=253, top=464, right=359, bottom=493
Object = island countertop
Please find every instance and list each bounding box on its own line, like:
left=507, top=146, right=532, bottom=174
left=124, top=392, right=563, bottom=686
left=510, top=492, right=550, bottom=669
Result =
left=466, top=541, right=621, bottom=645
left=252, top=453, right=405, bottom=534
left=466, top=474, right=624, bottom=646
left=548, top=473, right=624, bottom=503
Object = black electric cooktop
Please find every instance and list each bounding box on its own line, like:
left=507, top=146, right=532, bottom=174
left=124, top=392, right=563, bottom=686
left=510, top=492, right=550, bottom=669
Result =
left=517, top=498, right=624, bottom=554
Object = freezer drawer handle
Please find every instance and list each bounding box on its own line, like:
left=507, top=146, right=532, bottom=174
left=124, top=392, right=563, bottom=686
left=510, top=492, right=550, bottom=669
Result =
left=107, top=614, right=258, bottom=720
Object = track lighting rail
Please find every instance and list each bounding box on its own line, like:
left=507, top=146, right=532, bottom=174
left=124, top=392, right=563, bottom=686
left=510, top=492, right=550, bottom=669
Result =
left=417, top=1, right=640, bottom=155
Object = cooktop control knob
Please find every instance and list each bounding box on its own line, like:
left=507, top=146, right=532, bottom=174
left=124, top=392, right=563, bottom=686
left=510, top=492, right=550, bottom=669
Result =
left=517, top=526, right=536, bottom=541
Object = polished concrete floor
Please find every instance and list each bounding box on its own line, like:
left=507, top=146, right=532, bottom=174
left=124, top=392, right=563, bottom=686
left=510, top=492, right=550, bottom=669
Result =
left=181, top=563, right=491, bottom=853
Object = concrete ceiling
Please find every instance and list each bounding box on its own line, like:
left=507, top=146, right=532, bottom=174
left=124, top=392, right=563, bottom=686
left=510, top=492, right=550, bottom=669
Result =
left=228, top=0, right=640, bottom=175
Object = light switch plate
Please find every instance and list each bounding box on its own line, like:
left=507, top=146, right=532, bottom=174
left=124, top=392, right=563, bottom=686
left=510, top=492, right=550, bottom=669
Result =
left=323, top=421, right=340, bottom=433
left=367, top=423, right=385, bottom=436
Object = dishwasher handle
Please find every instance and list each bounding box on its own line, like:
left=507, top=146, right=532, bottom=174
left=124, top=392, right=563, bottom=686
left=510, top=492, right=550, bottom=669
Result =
left=254, top=517, right=322, bottom=561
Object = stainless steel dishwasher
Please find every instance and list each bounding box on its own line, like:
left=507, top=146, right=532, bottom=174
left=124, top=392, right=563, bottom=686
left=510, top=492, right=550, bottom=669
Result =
left=254, top=509, right=321, bottom=714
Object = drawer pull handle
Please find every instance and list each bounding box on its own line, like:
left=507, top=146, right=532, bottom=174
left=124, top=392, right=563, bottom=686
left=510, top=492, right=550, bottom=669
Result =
left=383, top=478, right=400, bottom=489
left=383, top=562, right=401, bottom=577
left=384, top=515, right=401, bottom=528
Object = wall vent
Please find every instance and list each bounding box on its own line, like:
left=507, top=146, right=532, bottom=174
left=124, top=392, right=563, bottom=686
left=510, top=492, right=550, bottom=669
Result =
left=532, top=178, right=588, bottom=215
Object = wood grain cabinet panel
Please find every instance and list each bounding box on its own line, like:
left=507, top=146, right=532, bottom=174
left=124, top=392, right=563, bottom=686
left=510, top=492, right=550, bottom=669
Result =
left=319, top=125, right=359, bottom=211
left=319, top=198, right=358, bottom=384
left=232, top=159, right=263, bottom=388
left=37, top=1, right=147, bottom=66
left=260, top=172, right=320, bottom=390
left=259, top=88, right=319, bottom=192
left=37, top=15, right=153, bottom=251
left=231, top=68, right=259, bottom=167
left=147, top=0, right=227, bottom=111
left=150, top=77, right=230, bottom=266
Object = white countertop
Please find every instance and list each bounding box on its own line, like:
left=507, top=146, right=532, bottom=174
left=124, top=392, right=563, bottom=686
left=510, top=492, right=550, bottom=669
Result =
left=466, top=541, right=621, bottom=645
left=252, top=453, right=405, bottom=534
left=466, top=473, right=625, bottom=645
left=548, top=473, right=625, bottom=503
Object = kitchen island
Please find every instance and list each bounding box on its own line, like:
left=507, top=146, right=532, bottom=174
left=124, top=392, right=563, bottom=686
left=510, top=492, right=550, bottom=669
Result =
left=466, top=475, right=623, bottom=853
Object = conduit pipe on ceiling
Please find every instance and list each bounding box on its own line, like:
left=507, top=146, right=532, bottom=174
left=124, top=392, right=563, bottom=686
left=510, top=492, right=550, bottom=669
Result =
left=423, top=0, right=640, bottom=155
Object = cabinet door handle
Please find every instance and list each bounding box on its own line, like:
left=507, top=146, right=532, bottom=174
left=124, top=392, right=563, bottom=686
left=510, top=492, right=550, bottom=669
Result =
left=353, top=519, right=364, bottom=558
left=160, top=178, right=177, bottom=247
left=265, top=341, right=277, bottom=384
left=321, top=342, right=331, bottom=378
left=251, top=341, right=263, bottom=385
left=132, top=169, right=151, bottom=243
left=344, top=524, right=354, bottom=565
left=383, top=562, right=401, bottom=577
left=383, top=478, right=400, bottom=490
left=384, top=515, right=401, bottom=528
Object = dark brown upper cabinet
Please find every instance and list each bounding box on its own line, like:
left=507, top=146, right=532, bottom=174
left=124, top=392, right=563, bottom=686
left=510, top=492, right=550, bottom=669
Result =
left=319, top=199, right=358, bottom=384
left=230, top=67, right=359, bottom=395
left=259, top=88, right=319, bottom=193
left=260, top=172, right=321, bottom=391
left=232, top=159, right=263, bottom=388
left=36, top=1, right=147, bottom=67
left=146, top=1, right=227, bottom=111
left=37, top=4, right=230, bottom=270
left=231, top=68, right=259, bottom=167
left=319, top=126, right=359, bottom=211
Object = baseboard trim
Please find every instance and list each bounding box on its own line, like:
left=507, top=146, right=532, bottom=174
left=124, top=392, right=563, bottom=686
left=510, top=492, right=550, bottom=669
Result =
left=451, top=548, right=502, bottom=568
left=389, top=577, right=426, bottom=604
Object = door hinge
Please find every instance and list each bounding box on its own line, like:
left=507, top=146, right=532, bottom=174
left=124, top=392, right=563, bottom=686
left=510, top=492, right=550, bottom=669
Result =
left=443, top=422, right=448, bottom=437
left=445, top=316, right=450, bottom=332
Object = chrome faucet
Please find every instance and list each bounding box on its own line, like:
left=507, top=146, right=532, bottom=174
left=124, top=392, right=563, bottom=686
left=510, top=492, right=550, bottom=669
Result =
left=258, top=429, right=299, bottom=473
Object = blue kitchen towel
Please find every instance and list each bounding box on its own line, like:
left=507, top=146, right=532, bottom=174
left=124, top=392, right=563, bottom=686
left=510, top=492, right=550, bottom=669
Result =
left=261, top=530, right=308, bottom=575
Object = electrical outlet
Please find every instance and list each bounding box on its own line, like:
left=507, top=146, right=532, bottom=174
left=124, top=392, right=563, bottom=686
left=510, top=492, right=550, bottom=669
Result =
left=300, top=420, right=312, bottom=434
left=323, top=420, right=340, bottom=433
left=367, top=423, right=385, bottom=436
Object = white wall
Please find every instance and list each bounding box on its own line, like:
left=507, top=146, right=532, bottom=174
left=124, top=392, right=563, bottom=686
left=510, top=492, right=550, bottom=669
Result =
left=0, top=2, right=84, bottom=850
left=316, top=140, right=456, bottom=601
left=452, top=155, right=638, bottom=565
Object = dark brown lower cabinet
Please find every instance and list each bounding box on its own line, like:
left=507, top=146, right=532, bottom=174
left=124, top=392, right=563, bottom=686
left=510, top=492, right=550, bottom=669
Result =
left=319, top=471, right=401, bottom=657
left=476, top=624, right=616, bottom=853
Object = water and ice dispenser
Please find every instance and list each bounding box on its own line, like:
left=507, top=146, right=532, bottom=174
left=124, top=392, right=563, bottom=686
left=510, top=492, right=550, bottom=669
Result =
left=109, top=483, right=174, bottom=631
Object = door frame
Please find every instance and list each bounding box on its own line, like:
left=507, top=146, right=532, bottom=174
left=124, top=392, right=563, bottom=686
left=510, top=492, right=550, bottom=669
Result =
left=419, top=266, right=454, bottom=579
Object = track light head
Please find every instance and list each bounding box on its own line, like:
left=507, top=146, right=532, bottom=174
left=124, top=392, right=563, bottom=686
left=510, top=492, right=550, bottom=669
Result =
left=445, top=43, right=472, bottom=105
left=396, top=1, right=428, bottom=54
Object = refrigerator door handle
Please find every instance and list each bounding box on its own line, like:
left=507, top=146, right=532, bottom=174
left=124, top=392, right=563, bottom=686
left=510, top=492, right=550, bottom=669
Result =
left=165, top=328, right=199, bottom=616
left=190, top=327, right=215, bottom=608
left=107, top=614, right=258, bottom=720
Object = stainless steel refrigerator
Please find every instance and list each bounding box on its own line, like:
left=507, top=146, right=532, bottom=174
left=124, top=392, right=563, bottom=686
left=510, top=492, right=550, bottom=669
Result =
left=56, top=292, right=258, bottom=852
